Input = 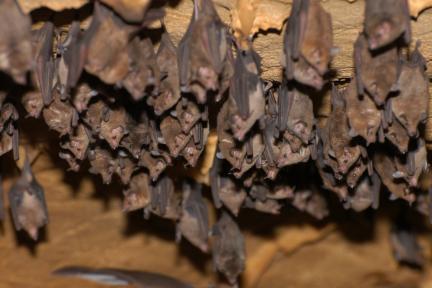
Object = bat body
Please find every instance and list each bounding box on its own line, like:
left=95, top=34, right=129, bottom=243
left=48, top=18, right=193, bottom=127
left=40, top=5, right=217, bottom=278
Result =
left=72, top=83, right=98, bottom=113
left=212, top=212, right=245, bottom=285
left=35, top=21, right=55, bottom=105
left=88, top=147, right=116, bottom=184
left=42, top=94, right=76, bottom=136
left=390, top=225, right=423, bottom=267
left=53, top=266, right=192, bottom=288
left=115, top=152, right=135, bottom=185
left=292, top=188, right=328, bottom=220
left=60, top=124, right=90, bottom=160
left=120, top=122, right=149, bottom=159
left=123, top=172, right=151, bottom=212
left=150, top=175, right=180, bottom=220
left=345, top=173, right=381, bottom=212
left=160, top=116, right=192, bottom=158
left=138, top=151, right=168, bottom=181
left=385, top=117, right=410, bottom=154
left=9, top=150, right=48, bottom=240
left=99, top=106, right=129, bottom=150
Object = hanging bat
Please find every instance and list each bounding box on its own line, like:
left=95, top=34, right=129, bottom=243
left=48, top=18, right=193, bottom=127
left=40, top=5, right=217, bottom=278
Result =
left=178, top=0, right=229, bottom=103
left=276, top=140, right=311, bottom=168
left=232, top=133, right=264, bottom=179
left=292, top=188, right=329, bottom=220
left=83, top=2, right=132, bottom=84
left=385, top=117, right=410, bottom=154
left=283, top=0, right=333, bottom=89
left=9, top=149, right=48, bottom=241
left=150, top=32, right=180, bottom=115
left=57, top=21, right=84, bottom=99
left=0, top=0, right=32, bottom=84
left=114, top=151, right=136, bottom=185
left=344, top=173, right=381, bottom=212
left=34, top=21, right=55, bottom=105
left=177, top=180, right=209, bottom=252
left=22, top=91, right=44, bottom=118
left=150, top=175, right=180, bottom=220
left=120, top=122, right=150, bottom=159
left=123, top=172, right=151, bottom=212
left=286, top=87, right=314, bottom=144
left=42, top=93, right=77, bottom=136
left=354, top=33, right=399, bottom=105
left=364, top=0, right=411, bottom=50
left=99, top=106, right=130, bottom=150
left=0, top=103, right=19, bottom=160
left=346, top=156, right=368, bottom=189
left=390, top=223, right=424, bottom=267
left=245, top=197, right=281, bottom=214
left=229, top=45, right=265, bottom=142
left=88, top=147, right=116, bottom=184
left=58, top=149, right=81, bottom=172
left=215, top=165, right=246, bottom=216
left=160, top=116, right=192, bottom=158
left=123, top=37, right=159, bottom=101
left=391, top=44, right=429, bottom=137
left=393, top=139, right=427, bottom=188
left=175, top=100, right=201, bottom=134
left=60, top=124, right=90, bottom=160
left=53, top=266, right=192, bottom=288
left=211, top=212, right=245, bottom=285
left=138, top=150, right=168, bottom=182
left=71, top=83, right=98, bottom=113
left=261, top=117, right=279, bottom=179
left=345, top=79, right=381, bottom=145
left=83, top=99, right=110, bottom=134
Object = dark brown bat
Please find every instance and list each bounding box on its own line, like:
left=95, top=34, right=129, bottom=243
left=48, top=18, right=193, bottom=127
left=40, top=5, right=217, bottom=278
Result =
left=393, top=139, right=427, bottom=188
left=346, top=157, right=368, bottom=189
left=229, top=46, right=265, bottom=141
left=182, top=138, right=202, bottom=168
left=88, top=147, right=116, bottom=184
left=34, top=21, right=55, bottom=105
left=9, top=149, right=48, bottom=241
left=268, top=184, right=295, bottom=200
left=99, top=106, right=129, bottom=150
left=390, top=224, right=423, bottom=267
left=0, top=0, right=32, bottom=84
left=138, top=150, right=168, bottom=181
left=344, top=173, right=381, bottom=212
left=42, top=93, right=77, bottom=136
left=83, top=2, right=132, bottom=84
left=276, top=139, right=311, bottom=168
left=149, top=32, right=180, bottom=115
left=160, top=116, right=192, bottom=158
left=53, top=266, right=192, bottom=288
left=0, top=130, right=13, bottom=158
left=22, top=91, right=44, bottom=118
left=123, top=37, right=159, bottom=101
left=373, top=148, right=414, bottom=202
left=71, top=83, right=98, bottom=113
left=364, top=0, right=411, bottom=50
left=83, top=99, right=110, bottom=134
left=58, top=149, right=80, bottom=172
left=232, top=133, right=264, bottom=179
left=354, top=33, right=399, bottom=105
left=211, top=212, right=245, bottom=285
left=60, top=124, right=90, bottom=160
left=245, top=197, right=281, bottom=214
left=286, top=87, right=314, bottom=144
left=261, top=117, right=279, bottom=180
left=392, top=46, right=429, bottom=137
left=345, top=79, right=381, bottom=145
left=385, top=117, right=410, bottom=154
left=150, top=175, right=180, bottom=220
left=175, top=100, right=201, bottom=134
left=178, top=0, right=230, bottom=103
left=57, top=21, right=84, bottom=99
left=120, top=122, right=149, bottom=159
left=292, top=188, right=329, bottom=220
left=0, top=103, right=19, bottom=160
left=283, top=0, right=333, bottom=89
left=123, top=172, right=151, bottom=212
left=177, top=180, right=209, bottom=252
left=114, top=151, right=135, bottom=185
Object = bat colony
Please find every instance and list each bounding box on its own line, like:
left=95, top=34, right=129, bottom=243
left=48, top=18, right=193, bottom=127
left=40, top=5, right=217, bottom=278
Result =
left=0, top=0, right=430, bottom=285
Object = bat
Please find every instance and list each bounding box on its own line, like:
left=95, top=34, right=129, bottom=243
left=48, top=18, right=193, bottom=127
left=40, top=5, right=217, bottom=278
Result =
left=391, top=44, right=429, bottom=137
left=42, top=92, right=77, bottom=136
left=138, top=150, right=168, bottom=181
left=177, top=180, right=209, bottom=252
left=34, top=21, right=55, bottom=105
left=9, top=149, right=48, bottom=241
left=60, top=124, right=90, bottom=160
left=229, top=45, right=265, bottom=141
left=22, top=91, right=44, bottom=118
left=244, top=197, right=281, bottom=214
left=384, top=117, right=410, bottom=154
left=123, top=172, right=151, bottom=212
left=160, top=116, right=192, bottom=158
left=232, top=133, right=264, bottom=179
left=178, top=0, right=230, bottom=104
left=71, top=83, right=98, bottom=113
left=0, top=103, right=19, bottom=160
left=390, top=223, right=423, bottom=267
left=354, top=33, right=399, bottom=105
left=53, top=266, right=193, bottom=288
left=261, top=116, right=280, bottom=179
left=57, top=21, right=84, bottom=100
left=0, top=130, right=13, bottom=158
left=211, top=212, right=245, bottom=285
left=114, top=151, right=136, bottom=185
left=364, top=0, right=411, bottom=50
left=344, top=173, right=381, bottom=212
left=99, top=106, right=130, bottom=150
left=286, top=86, right=314, bottom=144
left=175, top=100, right=201, bottom=134
left=345, top=157, right=368, bottom=188
left=283, top=0, right=333, bottom=89
left=83, top=2, right=132, bottom=84
left=88, top=147, right=116, bottom=184
left=345, top=79, right=381, bottom=145
left=123, top=37, right=160, bottom=101
left=182, top=137, right=202, bottom=167
left=150, top=175, right=180, bottom=220
left=393, top=139, right=427, bottom=188
left=82, top=99, right=110, bottom=134
left=276, top=139, right=311, bottom=168
left=292, top=188, right=329, bottom=220
left=120, top=122, right=150, bottom=159
left=0, top=0, right=32, bottom=84
left=58, top=149, right=81, bottom=172
left=149, top=32, right=180, bottom=116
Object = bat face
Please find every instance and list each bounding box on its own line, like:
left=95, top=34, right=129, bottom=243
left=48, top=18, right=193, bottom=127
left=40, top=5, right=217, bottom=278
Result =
left=354, top=34, right=399, bottom=106
left=22, top=91, right=44, bottom=118
left=212, top=212, right=245, bottom=285
left=277, top=141, right=311, bottom=168
left=123, top=172, right=151, bottom=212
left=60, top=124, right=90, bottom=160
left=0, top=0, right=32, bottom=84
left=9, top=151, right=48, bottom=241
left=72, top=84, right=98, bottom=113
left=364, top=0, right=411, bottom=50
left=123, top=37, right=159, bottom=101
left=99, top=107, right=129, bottom=150
left=392, top=55, right=429, bottom=137
left=178, top=180, right=209, bottom=252
left=345, top=80, right=381, bottom=145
